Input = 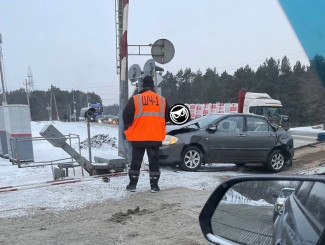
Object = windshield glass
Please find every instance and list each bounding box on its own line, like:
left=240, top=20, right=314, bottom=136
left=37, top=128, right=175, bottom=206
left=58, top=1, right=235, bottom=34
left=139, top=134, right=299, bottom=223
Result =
left=280, top=189, right=295, bottom=198
left=263, top=107, right=282, bottom=117
left=184, top=115, right=223, bottom=129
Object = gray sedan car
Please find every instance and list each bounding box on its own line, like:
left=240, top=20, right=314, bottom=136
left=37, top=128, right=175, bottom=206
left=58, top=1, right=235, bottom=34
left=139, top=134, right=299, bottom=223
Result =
left=159, top=114, right=294, bottom=172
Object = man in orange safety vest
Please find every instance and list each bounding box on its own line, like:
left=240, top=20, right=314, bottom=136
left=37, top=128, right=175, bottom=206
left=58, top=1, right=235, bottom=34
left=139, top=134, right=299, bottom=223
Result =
left=123, top=76, right=170, bottom=192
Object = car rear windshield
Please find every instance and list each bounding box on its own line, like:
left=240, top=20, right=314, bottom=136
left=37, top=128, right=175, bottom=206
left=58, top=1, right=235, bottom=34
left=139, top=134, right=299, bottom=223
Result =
left=280, top=189, right=295, bottom=198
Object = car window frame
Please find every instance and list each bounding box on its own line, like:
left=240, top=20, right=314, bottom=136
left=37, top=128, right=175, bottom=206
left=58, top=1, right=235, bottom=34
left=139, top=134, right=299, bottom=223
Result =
left=244, top=115, right=271, bottom=132
left=303, top=182, right=325, bottom=232
left=293, top=182, right=324, bottom=235
left=215, top=115, right=244, bottom=133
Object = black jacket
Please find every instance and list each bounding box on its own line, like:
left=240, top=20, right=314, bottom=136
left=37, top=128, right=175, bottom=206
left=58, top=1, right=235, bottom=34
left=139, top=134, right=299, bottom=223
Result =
left=123, top=88, right=170, bottom=147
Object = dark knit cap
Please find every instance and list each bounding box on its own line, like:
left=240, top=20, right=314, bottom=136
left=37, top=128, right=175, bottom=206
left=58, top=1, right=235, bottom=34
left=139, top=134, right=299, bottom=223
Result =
left=142, top=76, right=154, bottom=88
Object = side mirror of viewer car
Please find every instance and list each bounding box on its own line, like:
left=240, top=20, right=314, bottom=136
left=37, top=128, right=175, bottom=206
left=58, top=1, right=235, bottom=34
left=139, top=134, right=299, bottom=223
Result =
left=199, top=175, right=325, bottom=245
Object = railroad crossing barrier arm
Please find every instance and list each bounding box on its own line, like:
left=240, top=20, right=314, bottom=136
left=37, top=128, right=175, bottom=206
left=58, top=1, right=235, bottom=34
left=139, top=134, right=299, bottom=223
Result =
left=39, top=124, right=96, bottom=175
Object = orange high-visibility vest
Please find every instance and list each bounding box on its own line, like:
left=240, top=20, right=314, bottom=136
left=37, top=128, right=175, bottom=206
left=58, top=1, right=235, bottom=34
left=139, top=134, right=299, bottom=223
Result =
left=125, top=91, right=166, bottom=142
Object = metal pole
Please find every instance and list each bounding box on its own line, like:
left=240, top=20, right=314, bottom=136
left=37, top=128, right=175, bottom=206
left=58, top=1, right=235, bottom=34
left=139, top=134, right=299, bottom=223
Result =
left=137, top=76, right=143, bottom=92
left=87, top=120, right=92, bottom=162
left=73, top=90, right=76, bottom=122
left=24, top=79, right=30, bottom=106
left=0, top=34, right=7, bottom=105
left=49, top=86, right=53, bottom=121
left=47, top=103, right=51, bottom=121
left=69, top=104, right=71, bottom=122
left=53, top=89, right=60, bottom=121
left=118, top=0, right=129, bottom=159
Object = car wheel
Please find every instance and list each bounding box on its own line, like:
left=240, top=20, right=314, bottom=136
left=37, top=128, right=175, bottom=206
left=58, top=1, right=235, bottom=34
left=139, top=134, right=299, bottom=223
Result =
left=266, top=149, right=285, bottom=172
left=273, top=211, right=278, bottom=222
left=181, top=146, right=203, bottom=171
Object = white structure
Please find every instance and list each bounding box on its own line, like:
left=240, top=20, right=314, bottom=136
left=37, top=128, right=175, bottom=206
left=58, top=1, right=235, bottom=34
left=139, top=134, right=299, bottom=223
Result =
left=3, top=104, right=34, bottom=162
left=0, top=106, right=8, bottom=157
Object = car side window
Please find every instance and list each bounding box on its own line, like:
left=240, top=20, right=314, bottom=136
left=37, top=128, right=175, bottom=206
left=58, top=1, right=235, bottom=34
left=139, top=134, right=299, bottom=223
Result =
left=295, top=181, right=313, bottom=204
left=217, top=117, right=243, bottom=132
left=304, top=182, right=325, bottom=227
left=246, top=117, right=269, bottom=132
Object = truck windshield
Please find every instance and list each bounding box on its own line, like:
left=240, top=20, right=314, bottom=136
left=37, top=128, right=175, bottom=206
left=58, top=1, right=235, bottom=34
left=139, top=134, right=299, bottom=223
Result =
left=262, top=107, right=282, bottom=117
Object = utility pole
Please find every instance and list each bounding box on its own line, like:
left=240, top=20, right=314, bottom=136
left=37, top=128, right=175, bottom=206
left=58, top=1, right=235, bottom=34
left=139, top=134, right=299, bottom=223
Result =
left=49, top=86, right=53, bottom=121
left=49, top=84, right=59, bottom=121
left=68, top=104, right=71, bottom=122
left=46, top=103, right=51, bottom=121
left=23, top=79, right=30, bottom=106
left=0, top=33, right=7, bottom=105
left=72, top=90, right=76, bottom=122
left=26, top=66, right=34, bottom=92
left=52, top=86, right=60, bottom=121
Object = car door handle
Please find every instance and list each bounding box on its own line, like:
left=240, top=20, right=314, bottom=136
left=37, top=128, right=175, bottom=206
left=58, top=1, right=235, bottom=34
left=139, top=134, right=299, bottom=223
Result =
left=237, top=134, right=246, bottom=138
left=269, top=134, right=275, bottom=137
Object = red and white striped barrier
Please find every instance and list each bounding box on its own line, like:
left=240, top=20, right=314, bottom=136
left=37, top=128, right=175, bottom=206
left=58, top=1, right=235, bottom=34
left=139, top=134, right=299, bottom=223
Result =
left=184, top=102, right=239, bottom=119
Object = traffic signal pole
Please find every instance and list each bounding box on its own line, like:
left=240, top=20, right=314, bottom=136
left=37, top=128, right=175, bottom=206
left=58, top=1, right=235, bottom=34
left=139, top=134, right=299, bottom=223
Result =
left=118, top=0, right=129, bottom=159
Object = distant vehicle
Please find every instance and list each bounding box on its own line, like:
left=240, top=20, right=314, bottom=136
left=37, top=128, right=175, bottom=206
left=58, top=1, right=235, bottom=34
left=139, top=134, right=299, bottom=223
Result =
left=238, top=91, right=290, bottom=131
left=95, top=115, right=108, bottom=124
left=273, top=187, right=295, bottom=221
left=79, top=103, right=103, bottom=122
left=185, top=91, right=290, bottom=131
left=273, top=181, right=325, bottom=245
left=159, top=113, right=294, bottom=172
left=107, top=114, right=119, bottom=124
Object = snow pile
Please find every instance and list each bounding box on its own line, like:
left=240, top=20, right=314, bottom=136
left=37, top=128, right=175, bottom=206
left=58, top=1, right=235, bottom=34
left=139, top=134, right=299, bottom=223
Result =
left=289, top=125, right=324, bottom=133
left=80, top=134, right=117, bottom=149
left=221, top=188, right=272, bottom=206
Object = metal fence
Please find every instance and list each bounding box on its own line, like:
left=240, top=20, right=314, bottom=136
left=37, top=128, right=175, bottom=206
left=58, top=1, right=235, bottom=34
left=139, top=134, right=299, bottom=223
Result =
left=10, top=133, right=84, bottom=180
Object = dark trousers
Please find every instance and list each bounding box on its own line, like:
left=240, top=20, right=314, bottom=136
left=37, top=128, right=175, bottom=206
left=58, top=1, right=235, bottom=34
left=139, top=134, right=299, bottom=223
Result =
left=130, top=146, right=160, bottom=172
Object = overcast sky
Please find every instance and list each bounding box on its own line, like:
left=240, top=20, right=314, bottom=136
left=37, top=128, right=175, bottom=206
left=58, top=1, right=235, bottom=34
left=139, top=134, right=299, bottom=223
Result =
left=0, top=0, right=308, bottom=106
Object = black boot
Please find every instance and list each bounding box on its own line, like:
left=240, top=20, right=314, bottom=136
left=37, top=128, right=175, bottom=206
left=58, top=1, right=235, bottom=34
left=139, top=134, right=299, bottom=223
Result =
left=126, top=170, right=140, bottom=192
left=149, top=171, right=160, bottom=193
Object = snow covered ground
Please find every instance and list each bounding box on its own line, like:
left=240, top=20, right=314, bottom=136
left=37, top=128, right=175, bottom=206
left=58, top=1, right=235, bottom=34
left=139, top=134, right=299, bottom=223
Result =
left=0, top=121, right=324, bottom=219
left=221, top=188, right=272, bottom=207
left=289, top=124, right=325, bottom=133
left=0, top=121, right=240, bottom=218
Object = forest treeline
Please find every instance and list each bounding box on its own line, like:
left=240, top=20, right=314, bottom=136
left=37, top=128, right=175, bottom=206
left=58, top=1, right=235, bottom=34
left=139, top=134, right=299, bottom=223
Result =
left=1, top=56, right=325, bottom=126
left=160, top=56, right=325, bottom=126
left=0, top=87, right=102, bottom=121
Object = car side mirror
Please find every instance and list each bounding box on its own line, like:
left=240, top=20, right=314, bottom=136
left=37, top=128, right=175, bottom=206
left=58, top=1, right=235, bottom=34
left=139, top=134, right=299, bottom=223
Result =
left=271, top=123, right=279, bottom=130
left=199, top=175, right=325, bottom=245
left=208, top=124, right=217, bottom=132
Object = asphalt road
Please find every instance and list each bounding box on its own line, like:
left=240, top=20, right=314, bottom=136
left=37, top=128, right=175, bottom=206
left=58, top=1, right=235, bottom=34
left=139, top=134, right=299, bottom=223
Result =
left=211, top=203, right=274, bottom=245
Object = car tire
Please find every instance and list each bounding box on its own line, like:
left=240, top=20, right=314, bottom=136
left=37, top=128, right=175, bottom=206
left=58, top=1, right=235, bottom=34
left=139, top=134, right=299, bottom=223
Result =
left=266, top=149, right=286, bottom=172
left=180, top=146, right=203, bottom=171
left=273, top=211, right=278, bottom=222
